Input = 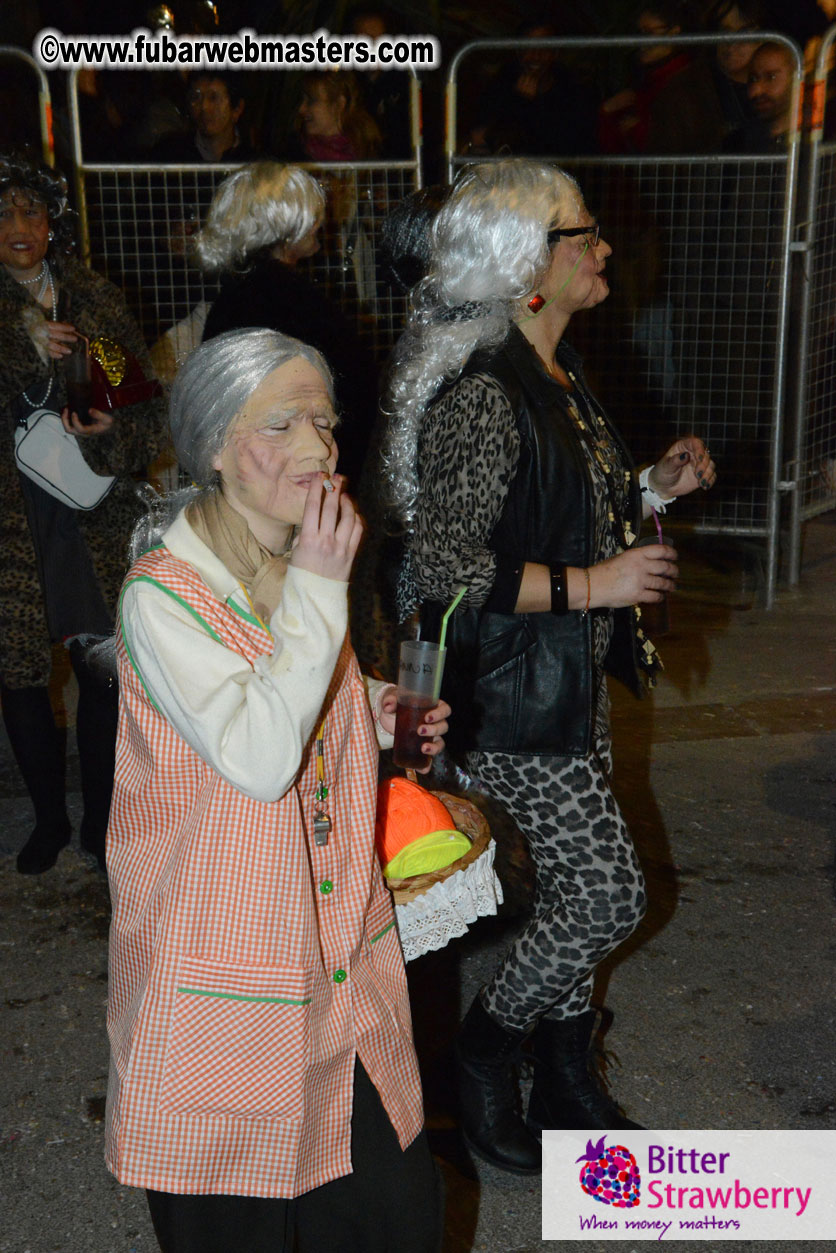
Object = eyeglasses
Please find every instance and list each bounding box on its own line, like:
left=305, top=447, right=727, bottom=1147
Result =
left=547, top=222, right=601, bottom=248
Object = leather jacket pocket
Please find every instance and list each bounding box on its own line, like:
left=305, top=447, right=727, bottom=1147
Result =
left=474, top=615, right=535, bottom=680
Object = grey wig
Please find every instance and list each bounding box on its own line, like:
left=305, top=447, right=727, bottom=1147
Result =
left=194, top=162, right=325, bottom=272
left=382, top=159, right=583, bottom=527
left=130, top=328, right=334, bottom=558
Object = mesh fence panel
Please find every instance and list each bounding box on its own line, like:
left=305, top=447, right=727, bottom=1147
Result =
left=801, top=140, right=836, bottom=515
left=80, top=164, right=419, bottom=371
left=550, top=156, right=789, bottom=535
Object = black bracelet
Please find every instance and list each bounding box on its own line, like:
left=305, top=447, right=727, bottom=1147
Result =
left=549, top=563, right=569, bottom=615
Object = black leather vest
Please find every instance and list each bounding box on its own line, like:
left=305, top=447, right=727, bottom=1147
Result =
left=421, top=327, right=644, bottom=757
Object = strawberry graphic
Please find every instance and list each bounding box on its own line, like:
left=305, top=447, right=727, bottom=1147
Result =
left=576, top=1136, right=641, bottom=1208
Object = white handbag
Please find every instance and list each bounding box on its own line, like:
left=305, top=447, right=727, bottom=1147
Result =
left=14, top=407, right=116, bottom=511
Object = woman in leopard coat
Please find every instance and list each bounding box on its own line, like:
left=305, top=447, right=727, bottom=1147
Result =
left=0, top=152, right=168, bottom=873
left=383, top=159, right=716, bottom=1170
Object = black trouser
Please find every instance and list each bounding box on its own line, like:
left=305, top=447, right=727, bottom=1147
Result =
left=146, top=1062, right=443, bottom=1253
left=1, top=642, right=118, bottom=865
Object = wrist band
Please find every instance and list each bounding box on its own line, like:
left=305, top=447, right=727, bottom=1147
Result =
left=639, top=465, right=676, bottom=514
left=583, top=567, right=591, bottom=615
left=549, top=564, right=569, bottom=615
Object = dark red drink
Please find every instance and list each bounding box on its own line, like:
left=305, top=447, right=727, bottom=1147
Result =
left=393, top=699, right=433, bottom=770
left=66, top=378, right=93, bottom=426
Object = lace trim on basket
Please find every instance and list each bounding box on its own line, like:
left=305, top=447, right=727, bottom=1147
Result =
left=394, top=839, right=503, bottom=962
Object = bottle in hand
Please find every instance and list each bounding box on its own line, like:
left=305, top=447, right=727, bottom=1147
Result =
left=64, top=336, right=93, bottom=425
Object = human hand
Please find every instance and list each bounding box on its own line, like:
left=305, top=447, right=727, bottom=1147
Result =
left=60, top=406, right=113, bottom=436
left=590, top=543, right=678, bottom=608
left=290, top=473, right=364, bottom=582
left=378, top=690, right=452, bottom=773
left=46, top=321, right=78, bottom=360
left=649, top=436, right=716, bottom=500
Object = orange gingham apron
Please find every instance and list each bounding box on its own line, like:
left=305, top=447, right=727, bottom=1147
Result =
left=105, top=545, right=423, bottom=1197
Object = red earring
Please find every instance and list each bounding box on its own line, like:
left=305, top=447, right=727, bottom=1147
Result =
left=527, top=293, right=545, bottom=314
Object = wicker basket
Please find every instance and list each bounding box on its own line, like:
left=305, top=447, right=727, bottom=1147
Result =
left=385, top=782, right=491, bottom=905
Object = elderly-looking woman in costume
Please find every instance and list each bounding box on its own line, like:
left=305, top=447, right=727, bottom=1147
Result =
left=198, top=162, right=378, bottom=483
left=384, top=158, right=716, bottom=1172
left=0, top=151, right=166, bottom=874
left=105, top=328, right=446, bottom=1253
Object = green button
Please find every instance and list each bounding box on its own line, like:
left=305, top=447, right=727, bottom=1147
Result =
left=333, top=969, right=347, bottom=984
left=319, top=880, right=333, bottom=895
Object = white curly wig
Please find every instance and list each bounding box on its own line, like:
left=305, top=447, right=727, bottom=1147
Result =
left=194, top=161, right=325, bottom=273
left=382, top=159, right=584, bottom=527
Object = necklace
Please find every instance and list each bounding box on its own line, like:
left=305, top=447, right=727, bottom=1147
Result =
left=17, top=259, right=47, bottom=286
left=21, top=263, right=58, bottom=410
left=567, top=374, right=636, bottom=549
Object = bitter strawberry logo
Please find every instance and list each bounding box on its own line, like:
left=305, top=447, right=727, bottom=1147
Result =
left=577, top=1136, right=641, bottom=1208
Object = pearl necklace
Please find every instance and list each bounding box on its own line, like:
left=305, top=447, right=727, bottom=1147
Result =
left=21, top=263, right=58, bottom=409
left=18, top=259, right=48, bottom=286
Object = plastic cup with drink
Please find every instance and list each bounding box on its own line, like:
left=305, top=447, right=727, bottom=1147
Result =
left=392, top=586, right=465, bottom=771
left=392, top=640, right=447, bottom=770
left=636, top=509, right=675, bottom=636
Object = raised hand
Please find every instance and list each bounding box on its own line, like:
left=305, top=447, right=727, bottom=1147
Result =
left=290, top=473, right=364, bottom=582
left=650, top=436, right=717, bottom=500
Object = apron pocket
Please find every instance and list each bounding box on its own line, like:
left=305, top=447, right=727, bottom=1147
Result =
left=160, top=956, right=312, bottom=1120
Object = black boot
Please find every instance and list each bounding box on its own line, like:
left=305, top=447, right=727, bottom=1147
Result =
left=526, top=1009, right=644, bottom=1134
left=71, top=643, right=118, bottom=872
left=2, top=684, right=71, bottom=875
left=455, top=995, right=541, bottom=1175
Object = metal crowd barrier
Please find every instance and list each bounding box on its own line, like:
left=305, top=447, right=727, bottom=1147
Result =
left=67, top=70, right=423, bottom=375
left=788, top=23, right=836, bottom=585
left=446, top=34, right=805, bottom=609
left=0, top=45, right=54, bottom=164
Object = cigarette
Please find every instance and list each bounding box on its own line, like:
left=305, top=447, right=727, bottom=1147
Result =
left=323, top=476, right=335, bottom=493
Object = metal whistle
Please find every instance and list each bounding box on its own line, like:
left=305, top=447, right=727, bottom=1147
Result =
left=313, top=811, right=332, bottom=846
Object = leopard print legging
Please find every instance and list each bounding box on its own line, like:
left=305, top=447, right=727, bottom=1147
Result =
left=466, top=700, right=646, bottom=1033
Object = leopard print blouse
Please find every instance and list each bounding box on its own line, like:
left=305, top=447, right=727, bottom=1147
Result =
left=399, top=365, right=633, bottom=670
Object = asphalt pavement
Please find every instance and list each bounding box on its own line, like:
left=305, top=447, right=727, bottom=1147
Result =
left=2, top=513, right=835, bottom=1253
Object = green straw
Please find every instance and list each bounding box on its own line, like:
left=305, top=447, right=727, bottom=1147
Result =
left=438, top=585, right=466, bottom=653
left=432, top=586, right=466, bottom=702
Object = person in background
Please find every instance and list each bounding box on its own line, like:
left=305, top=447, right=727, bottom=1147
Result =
left=153, top=71, right=258, bottom=163
left=347, top=5, right=413, bottom=158
left=105, top=327, right=448, bottom=1253
left=466, top=17, right=600, bottom=158
left=600, top=0, right=726, bottom=154
left=294, top=71, right=382, bottom=163
left=198, top=162, right=379, bottom=486
left=291, top=73, right=382, bottom=307
left=0, top=151, right=167, bottom=874
left=705, top=0, right=765, bottom=136
left=725, top=39, right=797, bottom=151
left=384, top=158, right=716, bottom=1171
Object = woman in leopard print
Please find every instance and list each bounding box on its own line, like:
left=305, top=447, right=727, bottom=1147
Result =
left=0, top=153, right=168, bottom=875
left=383, top=159, right=716, bottom=1172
